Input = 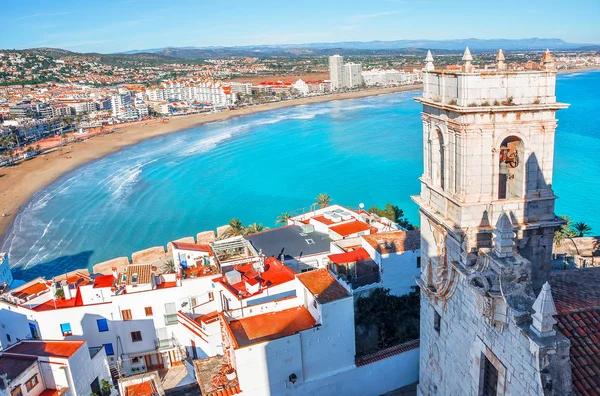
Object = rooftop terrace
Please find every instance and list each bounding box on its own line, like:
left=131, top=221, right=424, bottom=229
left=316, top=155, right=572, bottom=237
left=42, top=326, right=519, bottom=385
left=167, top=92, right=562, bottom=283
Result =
left=226, top=306, right=316, bottom=348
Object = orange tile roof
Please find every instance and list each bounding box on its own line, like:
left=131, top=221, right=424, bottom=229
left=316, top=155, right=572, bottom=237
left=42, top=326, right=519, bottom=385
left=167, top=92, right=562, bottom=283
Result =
left=328, top=248, right=371, bottom=265
left=214, top=257, right=295, bottom=299
left=296, top=268, right=351, bottom=304
left=362, top=230, right=421, bottom=254
left=4, top=340, right=85, bottom=358
left=329, top=220, right=371, bottom=237
left=12, top=281, right=48, bottom=299
left=93, top=275, right=114, bottom=289
left=125, top=381, right=155, bottom=396
left=312, top=215, right=335, bottom=225
left=227, top=307, right=316, bottom=348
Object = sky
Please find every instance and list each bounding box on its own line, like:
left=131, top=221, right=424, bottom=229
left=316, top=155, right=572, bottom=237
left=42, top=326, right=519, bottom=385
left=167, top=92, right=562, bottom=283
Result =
left=1, top=0, right=599, bottom=53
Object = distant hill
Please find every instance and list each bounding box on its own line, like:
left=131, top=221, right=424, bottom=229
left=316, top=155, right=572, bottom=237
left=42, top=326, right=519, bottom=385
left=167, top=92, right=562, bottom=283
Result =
left=122, top=38, right=594, bottom=59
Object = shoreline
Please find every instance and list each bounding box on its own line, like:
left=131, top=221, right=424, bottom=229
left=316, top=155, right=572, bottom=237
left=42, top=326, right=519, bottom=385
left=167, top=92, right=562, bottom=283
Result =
left=0, top=84, right=422, bottom=241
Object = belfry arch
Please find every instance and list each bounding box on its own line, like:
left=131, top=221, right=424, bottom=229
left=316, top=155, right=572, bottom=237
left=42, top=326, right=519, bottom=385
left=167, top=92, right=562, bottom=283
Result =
left=497, top=136, right=525, bottom=199
left=430, top=128, right=445, bottom=190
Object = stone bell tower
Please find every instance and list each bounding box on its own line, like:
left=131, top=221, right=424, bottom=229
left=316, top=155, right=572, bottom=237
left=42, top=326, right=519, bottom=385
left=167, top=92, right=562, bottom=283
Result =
left=413, top=49, right=572, bottom=396
left=413, top=48, right=568, bottom=292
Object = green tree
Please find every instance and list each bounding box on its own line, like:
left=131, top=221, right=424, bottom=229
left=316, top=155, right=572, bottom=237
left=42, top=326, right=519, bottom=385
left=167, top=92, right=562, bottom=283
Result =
left=368, top=203, right=415, bottom=230
left=554, top=215, right=577, bottom=247
left=163, top=258, right=176, bottom=273
left=244, top=223, right=268, bottom=235
left=276, top=212, right=291, bottom=225
left=223, top=218, right=245, bottom=238
left=315, top=193, right=332, bottom=208
left=572, top=222, right=592, bottom=237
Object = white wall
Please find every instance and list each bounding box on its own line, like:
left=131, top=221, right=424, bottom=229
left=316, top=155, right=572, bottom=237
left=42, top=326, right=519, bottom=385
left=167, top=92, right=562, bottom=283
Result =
left=235, top=334, right=304, bottom=396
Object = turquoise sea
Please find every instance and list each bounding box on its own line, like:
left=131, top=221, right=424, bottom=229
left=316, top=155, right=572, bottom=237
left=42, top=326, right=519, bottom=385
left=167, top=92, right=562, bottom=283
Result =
left=2, top=70, right=599, bottom=281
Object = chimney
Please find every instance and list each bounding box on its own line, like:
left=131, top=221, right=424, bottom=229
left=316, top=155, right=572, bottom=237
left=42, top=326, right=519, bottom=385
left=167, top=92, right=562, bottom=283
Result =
left=62, top=281, right=71, bottom=300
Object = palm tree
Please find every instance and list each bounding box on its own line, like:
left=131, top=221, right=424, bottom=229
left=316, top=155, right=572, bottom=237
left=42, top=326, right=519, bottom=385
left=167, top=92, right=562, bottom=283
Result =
left=244, top=223, right=268, bottom=235
left=276, top=212, right=291, bottom=225
left=572, top=222, right=592, bottom=237
left=315, top=193, right=332, bottom=208
left=223, top=218, right=245, bottom=238
left=554, top=215, right=577, bottom=247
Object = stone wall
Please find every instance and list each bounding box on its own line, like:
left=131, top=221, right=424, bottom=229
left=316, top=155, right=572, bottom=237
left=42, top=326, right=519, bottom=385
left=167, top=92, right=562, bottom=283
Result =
left=418, top=275, right=570, bottom=395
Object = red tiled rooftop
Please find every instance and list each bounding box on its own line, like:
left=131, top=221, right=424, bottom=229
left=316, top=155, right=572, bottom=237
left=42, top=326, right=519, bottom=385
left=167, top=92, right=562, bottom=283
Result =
left=328, top=248, right=371, bottom=265
left=227, top=306, right=316, bottom=348
left=12, top=281, right=48, bottom=299
left=215, top=257, right=295, bottom=299
left=4, top=340, right=85, bottom=358
left=296, top=268, right=351, bottom=304
left=171, top=241, right=213, bottom=255
left=329, top=220, right=371, bottom=237
left=551, top=268, right=600, bottom=395
left=125, top=381, right=155, bottom=396
left=312, top=215, right=335, bottom=225
left=93, top=275, right=114, bottom=288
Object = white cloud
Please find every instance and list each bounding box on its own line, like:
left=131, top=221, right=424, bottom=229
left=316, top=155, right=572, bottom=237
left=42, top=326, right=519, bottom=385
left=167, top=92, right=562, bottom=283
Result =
left=348, top=11, right=400, bottom=21
left=13, top=12, right=70, bottom=21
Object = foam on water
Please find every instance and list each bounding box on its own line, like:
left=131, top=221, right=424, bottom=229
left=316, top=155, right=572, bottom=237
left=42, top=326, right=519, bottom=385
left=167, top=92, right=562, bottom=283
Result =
left=1, top=75, right=599, bottom=281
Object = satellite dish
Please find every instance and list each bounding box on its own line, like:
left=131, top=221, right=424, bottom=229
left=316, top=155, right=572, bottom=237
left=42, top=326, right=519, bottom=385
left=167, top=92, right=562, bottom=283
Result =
left=359, top=203, right=365, bottom=209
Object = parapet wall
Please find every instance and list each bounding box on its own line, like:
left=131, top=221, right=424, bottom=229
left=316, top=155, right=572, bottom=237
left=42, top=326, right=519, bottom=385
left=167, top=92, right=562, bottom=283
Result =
left=92, top=230, right=216, bottom=274
left=422, top=70, right=557, bottom=106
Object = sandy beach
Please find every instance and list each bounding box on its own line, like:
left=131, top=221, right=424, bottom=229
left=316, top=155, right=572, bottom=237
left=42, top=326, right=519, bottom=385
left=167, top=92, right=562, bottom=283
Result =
left=0, top=84, right=421, bottom=240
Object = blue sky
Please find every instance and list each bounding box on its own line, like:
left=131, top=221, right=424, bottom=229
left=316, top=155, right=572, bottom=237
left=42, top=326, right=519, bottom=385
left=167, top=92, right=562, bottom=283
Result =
left=1, top=0, right=599, bottom=53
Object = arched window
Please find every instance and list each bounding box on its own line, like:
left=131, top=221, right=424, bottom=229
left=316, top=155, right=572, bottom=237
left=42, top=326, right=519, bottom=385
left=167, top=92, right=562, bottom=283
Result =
left=438, top=131, right=445, bottom=190
left=498, top=136, right=525, bottom=199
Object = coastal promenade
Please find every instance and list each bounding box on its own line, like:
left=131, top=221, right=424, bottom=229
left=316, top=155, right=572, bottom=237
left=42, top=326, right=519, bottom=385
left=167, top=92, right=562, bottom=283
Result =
left=0, top=84, right=421, bottom=240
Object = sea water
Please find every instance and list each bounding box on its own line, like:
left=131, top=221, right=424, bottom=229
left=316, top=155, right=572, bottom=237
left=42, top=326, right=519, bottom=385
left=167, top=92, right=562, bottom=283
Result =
left=2, top=71, right=599, bottom=280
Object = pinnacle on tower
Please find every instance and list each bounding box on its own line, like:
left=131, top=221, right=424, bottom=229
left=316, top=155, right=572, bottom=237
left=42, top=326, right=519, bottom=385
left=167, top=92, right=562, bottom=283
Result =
left=541, top=49, right=556, bottom=71
left=424, top=50, right=435, bottom=71
left=496, top=49, right=506, bottom=71
left=530, top=281, right=558, bottom=337
left=462, top=47, right=473, bottom=62
left=493, top=212, right=515, bottom=258
left=462, top=47, right=474, bottom=72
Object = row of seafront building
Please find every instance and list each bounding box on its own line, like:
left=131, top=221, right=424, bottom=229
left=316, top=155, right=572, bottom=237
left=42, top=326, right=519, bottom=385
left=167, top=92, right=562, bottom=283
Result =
left=0, top=204, right=422, bottom=395
left=328, top=54, right=421, bottom=90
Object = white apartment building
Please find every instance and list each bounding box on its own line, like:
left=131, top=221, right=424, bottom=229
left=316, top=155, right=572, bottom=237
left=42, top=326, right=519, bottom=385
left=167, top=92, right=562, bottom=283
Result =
left=228, top=82, right=253, bottom=95
left=110, top=93, right=132, bottom=117
left=291, top=79, right=310, bottom=96
left=146, top=81, right=236, bottom=109
left=344, top=62, right=363, bottom=88
left=362, top=68, right=417, bottom=86
left=0, top=339, right=114, bottom=396
left=328, top=55, right=345, bottom=90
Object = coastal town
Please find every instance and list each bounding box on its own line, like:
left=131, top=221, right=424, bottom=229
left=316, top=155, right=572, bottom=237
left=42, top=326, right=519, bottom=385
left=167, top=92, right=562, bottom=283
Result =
left=0, top=42, right=598, bottom=396
left=1, top=49, right=599, bottom=168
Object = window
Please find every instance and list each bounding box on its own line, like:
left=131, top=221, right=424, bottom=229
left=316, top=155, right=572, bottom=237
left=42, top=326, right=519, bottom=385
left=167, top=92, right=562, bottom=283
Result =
left=482, top=355, right=499, bottom=396
left=416, top=257, right=421, bottom=268
left=25, top=374, right=39, bottom=392
left=120, top=274, right=127, bottom=283
left=164, top=302, right=177, bottom=325
left=132, top=273, right=139, bottom=285
left=10, top=387, right=22, bottom=396
left=434, top=310, right=441, bottom=333
left=145, top=306, right=153, bottom=316
left=208, top=291, right=214, bottom=301
left=60, top=323, right=72, bottom=336
left=97, top=318, right=109, bottom=332
left=90, top=377, right=100, bottom=396
left=122, top=309, right=132, bottom=321
left=132, top=357, right=140, bottom=364
left=6, top=334, right=11, bottom=342
left=131, top=331, right=142, bottom=342
left=103, top=343, right=114, bottom=356
left=305, top=239, right=315, bottom=245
